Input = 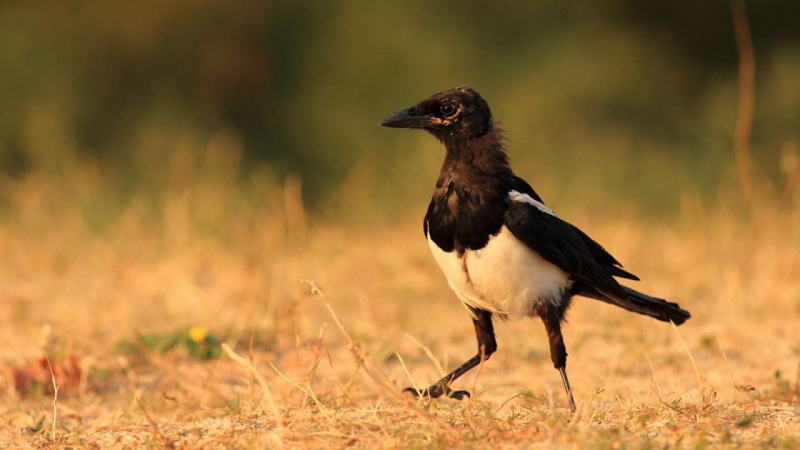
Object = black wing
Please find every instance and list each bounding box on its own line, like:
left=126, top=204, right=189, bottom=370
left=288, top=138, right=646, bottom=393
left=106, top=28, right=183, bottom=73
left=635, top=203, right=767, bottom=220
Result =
left=571, top=226, right=639, bottom=281
left=508, top=176, right=545, bottom=203
left=506, top=175, right=638, bottom=281
left=504, top=199, right=634, bottom=298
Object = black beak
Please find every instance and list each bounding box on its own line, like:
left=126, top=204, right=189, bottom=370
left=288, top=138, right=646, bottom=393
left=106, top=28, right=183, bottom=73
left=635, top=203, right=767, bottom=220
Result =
left=380, top=107, right=435, bottom=129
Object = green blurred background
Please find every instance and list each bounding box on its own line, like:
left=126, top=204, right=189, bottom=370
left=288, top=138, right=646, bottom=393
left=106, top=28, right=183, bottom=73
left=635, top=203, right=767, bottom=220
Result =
left=1, top=0, right=798, bottom=226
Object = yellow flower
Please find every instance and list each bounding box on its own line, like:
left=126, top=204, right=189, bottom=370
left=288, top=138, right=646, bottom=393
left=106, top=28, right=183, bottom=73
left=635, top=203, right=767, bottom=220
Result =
left=189, top=326, right=208, bottom=343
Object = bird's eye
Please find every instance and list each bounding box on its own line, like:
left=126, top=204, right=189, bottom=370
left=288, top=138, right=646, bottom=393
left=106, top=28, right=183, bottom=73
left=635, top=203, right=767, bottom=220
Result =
left=440, top=103, right=457, bottom=117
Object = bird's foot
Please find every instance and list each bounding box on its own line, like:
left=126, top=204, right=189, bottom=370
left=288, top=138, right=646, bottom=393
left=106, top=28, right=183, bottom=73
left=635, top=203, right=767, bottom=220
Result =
left=403, top=384, right=470, bottom=400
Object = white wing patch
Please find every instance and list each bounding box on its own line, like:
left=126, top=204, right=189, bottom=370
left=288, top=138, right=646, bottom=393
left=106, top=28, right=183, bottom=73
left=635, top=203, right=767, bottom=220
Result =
left=508, top=190, right=556, bottom=216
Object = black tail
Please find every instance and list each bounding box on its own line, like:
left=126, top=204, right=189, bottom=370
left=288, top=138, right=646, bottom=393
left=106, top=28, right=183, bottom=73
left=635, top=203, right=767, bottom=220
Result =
left=582, top=286, right=691, bottom=325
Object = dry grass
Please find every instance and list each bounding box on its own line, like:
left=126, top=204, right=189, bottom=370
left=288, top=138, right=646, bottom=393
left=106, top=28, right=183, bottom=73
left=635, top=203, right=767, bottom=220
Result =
left=1, top=173, right=799, bottom=449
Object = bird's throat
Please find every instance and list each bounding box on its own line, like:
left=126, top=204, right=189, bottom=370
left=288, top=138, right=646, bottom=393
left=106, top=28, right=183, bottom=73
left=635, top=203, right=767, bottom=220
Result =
left=440, top=129, right=511, bottom=179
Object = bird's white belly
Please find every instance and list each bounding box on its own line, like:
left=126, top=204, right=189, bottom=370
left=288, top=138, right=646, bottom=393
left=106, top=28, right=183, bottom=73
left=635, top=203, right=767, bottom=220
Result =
left=427, top=226, right=571, bottom=319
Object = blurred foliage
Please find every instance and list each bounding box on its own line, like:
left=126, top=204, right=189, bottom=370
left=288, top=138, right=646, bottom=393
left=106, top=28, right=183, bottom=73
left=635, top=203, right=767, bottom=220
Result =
left=0, top=0, right=799, bottom=222
left=115, top=327, right=277, bottom=362
left=116, top=327, right=223, bottom=361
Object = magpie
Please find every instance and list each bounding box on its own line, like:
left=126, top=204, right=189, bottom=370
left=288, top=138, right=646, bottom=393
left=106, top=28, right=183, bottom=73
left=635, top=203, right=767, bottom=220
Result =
left=380, top=87, right=691, bottom=411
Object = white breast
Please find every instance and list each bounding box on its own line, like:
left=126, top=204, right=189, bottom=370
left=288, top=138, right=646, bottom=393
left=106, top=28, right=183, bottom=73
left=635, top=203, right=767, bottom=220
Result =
left=427, top=225, right=571, bottom=319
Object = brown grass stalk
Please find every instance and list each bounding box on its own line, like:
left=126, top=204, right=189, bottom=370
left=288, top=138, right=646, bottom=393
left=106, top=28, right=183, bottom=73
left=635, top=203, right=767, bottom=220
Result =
left=135, top=394, right=175, bottom=449
left=267, top=361, right=334, bottom=424
left=4, top=190, right=799, bottom=447
left=301, top=279, right=460, bottom=438
left=642, top=347, right=664, bottom=401
left=220, top=342, right=285, bottom=437
left=670, top=321, right=704, bottom=420
left=394, top=351, right=421, bottom=396
left=45, top=357, right=59, bottom=443
left=731, top=0, right=756, bottom=206
left=715, top=333, right=736, bottom=406
left=404, top=333, right=446, bottom=378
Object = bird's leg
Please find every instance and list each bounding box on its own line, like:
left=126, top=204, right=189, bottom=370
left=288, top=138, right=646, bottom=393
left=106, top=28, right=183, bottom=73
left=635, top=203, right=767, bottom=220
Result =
left=559, top=366, right=575, bottom=412
left=404, top=308, right=495, bottom=400
left=542, top=308, right=576, bottom=412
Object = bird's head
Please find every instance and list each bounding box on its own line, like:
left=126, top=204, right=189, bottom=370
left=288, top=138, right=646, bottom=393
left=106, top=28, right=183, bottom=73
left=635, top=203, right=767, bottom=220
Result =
left=380, top=87, right=493, bottom=142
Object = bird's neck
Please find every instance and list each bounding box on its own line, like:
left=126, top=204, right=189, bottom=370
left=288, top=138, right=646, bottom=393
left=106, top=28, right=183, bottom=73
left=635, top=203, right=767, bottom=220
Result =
left=439, top=129, right=512, bottom=185
left=428, top=129, right=511, bottom=254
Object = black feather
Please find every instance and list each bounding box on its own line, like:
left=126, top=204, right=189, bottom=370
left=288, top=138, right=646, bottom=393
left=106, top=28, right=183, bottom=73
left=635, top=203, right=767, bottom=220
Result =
left=580, top=285, right=691, bottom=325
left=504, top=200, right=628, bottom=299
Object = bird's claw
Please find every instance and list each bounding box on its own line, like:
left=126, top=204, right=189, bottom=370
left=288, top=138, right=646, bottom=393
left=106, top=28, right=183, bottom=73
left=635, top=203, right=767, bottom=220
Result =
left=448, top=389, right=471, bottom=400
left=402, top=386, right=470, bottom=400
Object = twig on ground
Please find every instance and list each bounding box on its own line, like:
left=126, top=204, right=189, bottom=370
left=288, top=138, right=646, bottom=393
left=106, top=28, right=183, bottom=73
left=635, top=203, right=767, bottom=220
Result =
left=220, top=342, right=284, bottom=438
left=659, top=397, right=697, bottom=421
left=268, top=361, right=334, bottom=424
left=305, top=324, right=329, bottom=395
left=135, top=394, right=175, bottom=449
left=45, top=357, right=59, bottom=442
left=325, top=349, right=355, bottom=403
left=301, top=279, right=460, bottom=438
left=492, top=393, right=535, bottom=417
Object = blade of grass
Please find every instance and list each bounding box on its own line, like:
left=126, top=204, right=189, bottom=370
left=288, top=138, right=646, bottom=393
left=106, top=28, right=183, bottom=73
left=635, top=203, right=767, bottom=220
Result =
left=267, top=361, right=334, bottom=424
left=301, top=279, right=460, bottom=438
left=670, top=321, right=702, bottom=420
left=220, top=342, right=285, bottom=438
left=395, top=352, right=420, bottom=397
left=715, top=332, right=735, bottom=406
left=404, top=333, right=446, bottom=378
left=45, top=357, right=59, bottom=442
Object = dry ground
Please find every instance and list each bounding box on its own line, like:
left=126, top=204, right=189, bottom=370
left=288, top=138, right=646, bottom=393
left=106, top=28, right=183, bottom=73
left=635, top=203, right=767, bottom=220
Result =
left=1, top=180, right=799, bottom=449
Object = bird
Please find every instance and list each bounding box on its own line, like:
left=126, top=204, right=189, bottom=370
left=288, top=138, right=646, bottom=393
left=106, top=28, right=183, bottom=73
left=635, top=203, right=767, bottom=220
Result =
left=380, top=87, right=691, bottom=411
